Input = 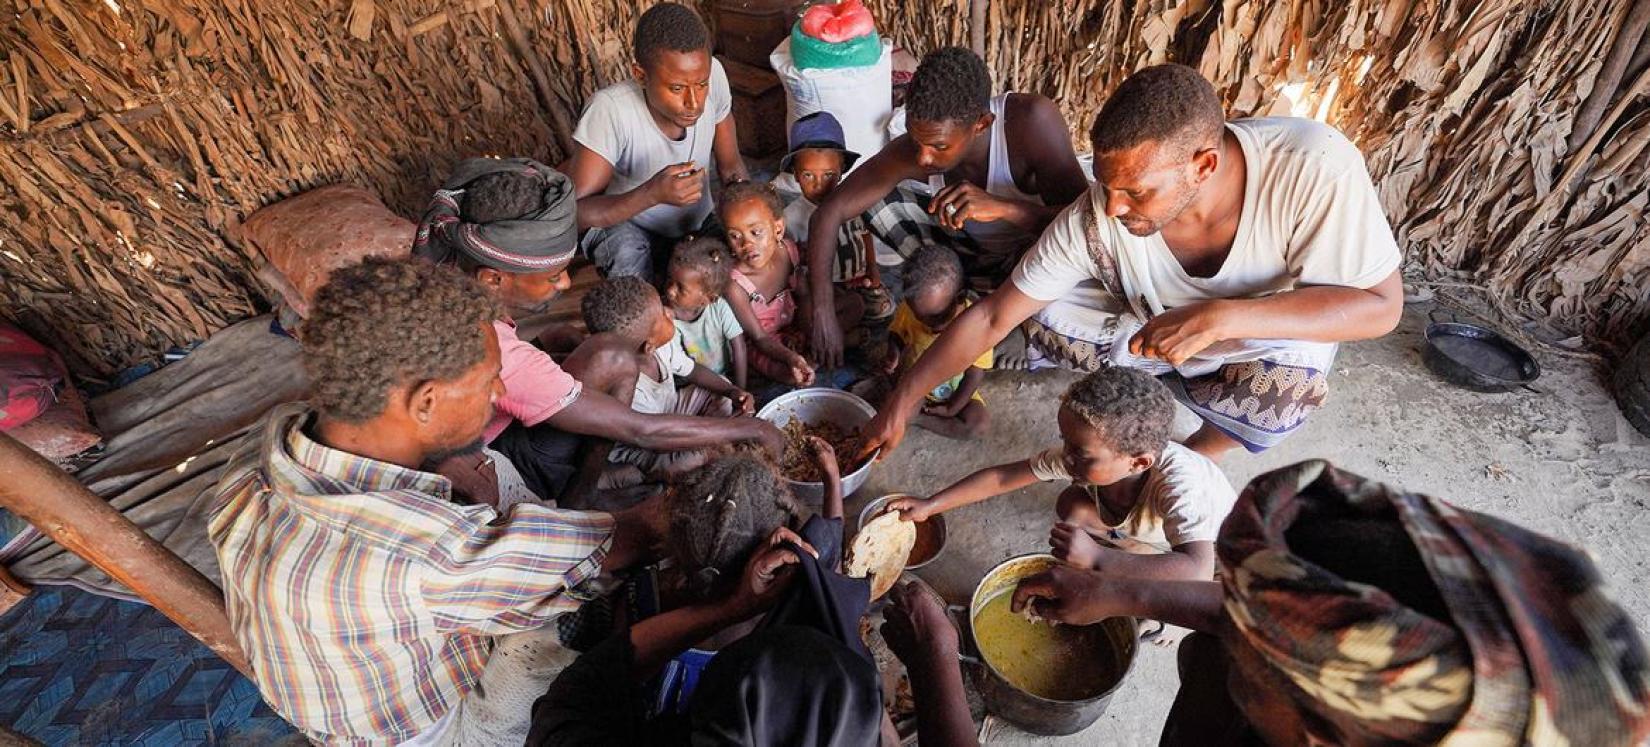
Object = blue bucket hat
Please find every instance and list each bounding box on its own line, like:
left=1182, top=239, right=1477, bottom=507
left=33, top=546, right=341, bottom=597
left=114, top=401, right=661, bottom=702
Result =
left=779, top=112, right=862, bottom=173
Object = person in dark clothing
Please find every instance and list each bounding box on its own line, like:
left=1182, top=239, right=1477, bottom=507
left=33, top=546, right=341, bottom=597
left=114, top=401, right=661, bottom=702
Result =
left=526, top=522, right=883, bottom=747
left=528, top=438, right=888, bottom=746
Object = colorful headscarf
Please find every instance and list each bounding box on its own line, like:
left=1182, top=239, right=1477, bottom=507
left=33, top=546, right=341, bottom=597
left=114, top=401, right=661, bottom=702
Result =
left=1219, top=460, right=1650, bottom=746
left=413, top=157, right=577, bottom=273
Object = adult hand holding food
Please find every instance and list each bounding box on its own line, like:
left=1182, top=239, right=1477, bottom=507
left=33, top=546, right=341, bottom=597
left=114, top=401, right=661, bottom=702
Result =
left=1127, top=300, right=1233, bottom=367
left=929, top=182, right=1021, bottom=231
left=1010, top=564, right=1119, bottom=625
left=645, top=161, right=705, bottom=208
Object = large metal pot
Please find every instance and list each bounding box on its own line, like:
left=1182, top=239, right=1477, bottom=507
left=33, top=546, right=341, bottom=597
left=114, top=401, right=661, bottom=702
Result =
left=756, top=388, right=879, bottom=505
left=954, top=553, right=1138, bottom=736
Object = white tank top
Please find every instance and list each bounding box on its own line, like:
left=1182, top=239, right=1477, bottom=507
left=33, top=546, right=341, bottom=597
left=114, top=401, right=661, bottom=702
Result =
left=929, top=93, right=1042, bottom=257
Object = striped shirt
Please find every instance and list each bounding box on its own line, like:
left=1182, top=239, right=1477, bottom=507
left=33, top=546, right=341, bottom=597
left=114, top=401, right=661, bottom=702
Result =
left=208, top=404, right=613, bottom=745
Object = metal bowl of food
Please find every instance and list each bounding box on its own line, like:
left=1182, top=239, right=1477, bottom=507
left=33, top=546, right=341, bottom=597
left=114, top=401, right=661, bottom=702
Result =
left=756, top=388, right=880, bottom=505
left=858, top=493, right=947, bottom=570
left=960, top=553, right=1138, bottom=735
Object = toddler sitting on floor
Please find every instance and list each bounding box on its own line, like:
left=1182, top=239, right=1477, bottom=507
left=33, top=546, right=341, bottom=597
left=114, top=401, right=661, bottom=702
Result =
left=563, top=277, right=753, bottom=487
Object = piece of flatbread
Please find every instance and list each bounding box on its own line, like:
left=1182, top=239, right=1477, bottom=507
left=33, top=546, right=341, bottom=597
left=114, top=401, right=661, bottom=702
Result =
left=846, top=511, right=916, bottom=600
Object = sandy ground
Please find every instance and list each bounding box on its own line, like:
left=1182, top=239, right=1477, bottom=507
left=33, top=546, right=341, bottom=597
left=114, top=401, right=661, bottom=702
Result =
left=848, top=304, right=1650, bottom=745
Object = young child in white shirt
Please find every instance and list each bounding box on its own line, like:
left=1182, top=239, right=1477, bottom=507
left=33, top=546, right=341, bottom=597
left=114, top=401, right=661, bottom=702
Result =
left=565, top=277, right=753, bottom=486
left=888, top=367, right=1237, bottom=580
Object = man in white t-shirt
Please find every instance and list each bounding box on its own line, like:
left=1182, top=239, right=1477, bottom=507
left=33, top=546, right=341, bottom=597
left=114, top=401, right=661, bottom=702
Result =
left=565, top=2, right=748, bottom=280
left=861, top=64, right=1404, bottom=459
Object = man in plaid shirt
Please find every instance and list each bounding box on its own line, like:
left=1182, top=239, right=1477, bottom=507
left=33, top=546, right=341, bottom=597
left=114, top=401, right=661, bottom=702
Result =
left=209, top=258, right=661, bottom=745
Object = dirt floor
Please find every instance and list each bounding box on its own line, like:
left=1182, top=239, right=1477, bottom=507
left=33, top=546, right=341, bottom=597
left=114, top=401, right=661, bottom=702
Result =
left=849, top=303, right=1650, bottom=745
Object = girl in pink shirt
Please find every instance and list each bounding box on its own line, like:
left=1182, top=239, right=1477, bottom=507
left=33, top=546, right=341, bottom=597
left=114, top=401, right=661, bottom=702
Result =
left=721, top=182, right=816, bottom=386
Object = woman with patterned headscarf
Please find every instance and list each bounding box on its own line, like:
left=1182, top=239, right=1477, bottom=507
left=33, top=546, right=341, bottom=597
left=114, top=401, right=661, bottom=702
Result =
left=1012, top=460, right=1650, bottom=746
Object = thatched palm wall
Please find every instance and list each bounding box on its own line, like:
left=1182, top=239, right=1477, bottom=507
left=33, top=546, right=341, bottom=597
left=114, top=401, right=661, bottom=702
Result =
left=2, top=0, right=1647, bottom=379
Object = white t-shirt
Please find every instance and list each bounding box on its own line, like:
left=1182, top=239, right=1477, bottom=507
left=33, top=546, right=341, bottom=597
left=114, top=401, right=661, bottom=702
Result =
left=1011, top=117, right=1401, bottom=306
left=573, top=60, right=732, bottom=237
left=784, top=196, right=903, bottom=269
left=673, top=298, right=744, bottom=376
left=632, top=338, right=698, bottom=416
left=1029, top=442, right=1237, bottom=548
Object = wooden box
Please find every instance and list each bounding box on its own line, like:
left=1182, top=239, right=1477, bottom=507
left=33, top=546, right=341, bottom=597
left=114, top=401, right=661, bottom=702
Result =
left=721, top=57, right=788, bottom=158
left=712, top=0, right=805, bottom=69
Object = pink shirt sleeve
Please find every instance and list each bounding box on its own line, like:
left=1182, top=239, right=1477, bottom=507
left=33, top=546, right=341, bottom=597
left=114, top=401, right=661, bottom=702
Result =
left=486, top=320, right=582, bottom=443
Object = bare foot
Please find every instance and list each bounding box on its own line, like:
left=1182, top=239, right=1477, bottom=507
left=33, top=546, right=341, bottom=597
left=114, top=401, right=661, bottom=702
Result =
left=994, top=328, right=1031, bottom=370
left=1140, top=622, right=1191, bottom=648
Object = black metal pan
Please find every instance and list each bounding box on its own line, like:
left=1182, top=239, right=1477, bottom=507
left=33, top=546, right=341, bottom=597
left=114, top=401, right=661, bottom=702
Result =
left=1422, top=311, right=1541, bottom=393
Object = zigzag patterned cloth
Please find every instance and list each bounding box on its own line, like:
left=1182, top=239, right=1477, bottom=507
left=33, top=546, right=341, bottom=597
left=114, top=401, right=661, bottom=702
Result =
left=1021, top=285, right=1331, bottom=452
left=1166, top=359, right=1330, bottom=452
left=1018, top=186, right=1336, bottom=452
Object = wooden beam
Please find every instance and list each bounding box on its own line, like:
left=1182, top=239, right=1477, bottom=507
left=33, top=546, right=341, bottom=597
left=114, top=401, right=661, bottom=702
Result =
left=0, top=433, right=251, bottom=678
left=970, top=0, right=988, bottom=57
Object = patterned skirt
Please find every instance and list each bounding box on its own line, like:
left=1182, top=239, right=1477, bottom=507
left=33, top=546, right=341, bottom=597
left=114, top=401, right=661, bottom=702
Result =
left=1022, top=286, right=1331, bottom=453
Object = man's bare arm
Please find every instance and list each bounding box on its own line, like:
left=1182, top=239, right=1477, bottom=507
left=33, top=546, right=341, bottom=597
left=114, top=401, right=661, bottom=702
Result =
left=806, top=138, right=926, bottom=367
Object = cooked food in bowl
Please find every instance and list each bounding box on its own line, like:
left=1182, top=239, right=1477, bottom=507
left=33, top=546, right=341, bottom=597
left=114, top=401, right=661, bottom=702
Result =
left=779, top=419, right=870, bottom=483
left=971, top=590, right=1123, bottom=702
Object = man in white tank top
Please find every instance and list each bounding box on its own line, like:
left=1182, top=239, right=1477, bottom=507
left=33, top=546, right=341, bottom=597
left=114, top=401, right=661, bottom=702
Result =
left=804, top=47, right=1089, bottom=369
left=861, top=64, right=1405, bottom=460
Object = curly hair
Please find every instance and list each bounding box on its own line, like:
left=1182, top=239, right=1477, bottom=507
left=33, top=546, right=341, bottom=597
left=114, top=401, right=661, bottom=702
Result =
left=906, top=47, right=992, bottom=126
left=1060, top=367, right=1175, bottom=457
left=900, top=244, right=964, bottom=302
left=1090, top=64, right=1225, bottom=159
left=581, top=276, right=660, bottom=338
left=302, top=257, right=500, bottom=422
left=459, top=171, right=542, bottom=224
left=632, top=2, right=709, bottom=69
left=667, top=453, right=804, bottom=598
left=717, top=180, right=785, bottom=222
left=670, top=236, right=734, bottom=296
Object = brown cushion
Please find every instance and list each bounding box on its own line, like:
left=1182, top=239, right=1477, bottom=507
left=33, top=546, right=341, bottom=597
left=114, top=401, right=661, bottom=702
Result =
left=8, top=382, right=100, bottom=463
left=241, top=184, right=415, bottom=316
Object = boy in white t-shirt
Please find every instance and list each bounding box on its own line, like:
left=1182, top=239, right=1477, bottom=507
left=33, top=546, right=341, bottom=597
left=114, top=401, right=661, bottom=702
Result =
left=565, top=3, right=748, bottom=280
left=564, top=277, right=754, bottom=487
left=888, top=367, right=1236, bottom=580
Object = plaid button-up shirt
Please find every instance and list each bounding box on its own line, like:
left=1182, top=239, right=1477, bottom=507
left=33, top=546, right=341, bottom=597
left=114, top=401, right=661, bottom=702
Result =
left=208, top=404, right=613, bottom=744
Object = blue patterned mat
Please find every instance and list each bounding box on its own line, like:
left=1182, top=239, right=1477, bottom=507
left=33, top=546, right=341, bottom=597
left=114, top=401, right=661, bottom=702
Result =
left=0, top=585, right=299, bottom=745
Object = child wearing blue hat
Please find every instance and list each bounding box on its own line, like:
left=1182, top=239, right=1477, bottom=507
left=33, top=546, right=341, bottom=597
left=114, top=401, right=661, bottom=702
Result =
left=779, top=112, right=896, bottom=322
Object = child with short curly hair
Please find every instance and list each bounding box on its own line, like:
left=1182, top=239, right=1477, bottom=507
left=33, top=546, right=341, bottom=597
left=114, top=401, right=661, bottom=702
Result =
left=565, top=276, right=754, bottom=486
left=887, top=367, right=1237, bottom=581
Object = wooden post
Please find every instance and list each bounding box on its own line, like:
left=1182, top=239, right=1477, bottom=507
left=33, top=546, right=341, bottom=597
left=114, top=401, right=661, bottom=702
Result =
left=0, top=433, right=252, bottom=679
left=970, top=0, right=988, bottom=57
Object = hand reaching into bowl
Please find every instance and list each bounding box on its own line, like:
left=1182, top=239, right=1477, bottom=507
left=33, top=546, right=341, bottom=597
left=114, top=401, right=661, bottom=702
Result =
left=805, top=435, right=844, bottom=519
left=885, top=495, right=939, bottom=523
